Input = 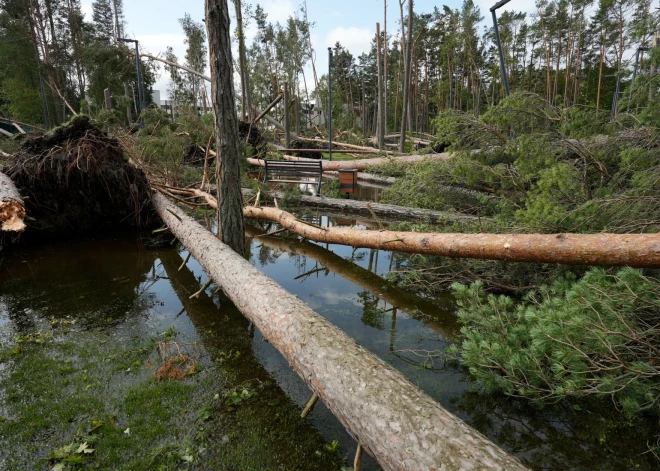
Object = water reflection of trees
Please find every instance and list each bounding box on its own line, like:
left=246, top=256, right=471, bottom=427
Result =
left=158, top=247, right=351, bottom=471
left=246, top=224, right=457, bottom=339
left=453, top=391, right=659, bottom=471
left=0, top=237, right=158, bottom=331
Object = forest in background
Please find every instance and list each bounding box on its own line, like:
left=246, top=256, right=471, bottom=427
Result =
left=1, top=0, right=658, bottom=131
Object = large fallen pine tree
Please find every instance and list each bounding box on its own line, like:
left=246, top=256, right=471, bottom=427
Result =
left=168, top=187, right=660, bottom=269
left=153, top=191, right=528, bottom=471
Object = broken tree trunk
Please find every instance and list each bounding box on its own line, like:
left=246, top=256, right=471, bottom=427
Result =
left=0, top=171, right=25, bottom=232
left=243, top=206, right=660, bottom=269
left=247, top=153, right=450, bottom=171
left=298, top=137, right=388, bottom=153
left=153, top=191, right=529, bottom=471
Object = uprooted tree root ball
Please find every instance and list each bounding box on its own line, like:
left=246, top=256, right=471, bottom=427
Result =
left=2, top=116, right=157, bottom=239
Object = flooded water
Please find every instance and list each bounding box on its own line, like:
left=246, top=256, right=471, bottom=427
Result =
left=0, top=216, right=657, bottom=470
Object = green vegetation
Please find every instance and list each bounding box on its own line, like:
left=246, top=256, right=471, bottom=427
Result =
left=377, top=94, right=660, bottom=432
left=452, top=268, right=660, bottom=416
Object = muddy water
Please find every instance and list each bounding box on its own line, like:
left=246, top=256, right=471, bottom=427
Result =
left=0, top=222, right=657, bottom=470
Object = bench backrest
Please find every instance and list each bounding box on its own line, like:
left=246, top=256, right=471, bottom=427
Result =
left=264, top=160, right=323, bottom=180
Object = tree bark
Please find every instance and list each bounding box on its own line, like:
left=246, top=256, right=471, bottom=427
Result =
left=152, top=191, right=529, bottom=471
left=0, top=171, right=26, bottom=232
left=205, top=0, right=245, bottom=254
left=242, top=206, right=660, bottom=268
left=174, top=188, right=660, bottom=268
left=398, top=0, right=413, bottom=153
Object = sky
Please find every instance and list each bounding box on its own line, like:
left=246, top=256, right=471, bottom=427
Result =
left=78, top=0, right=545, bottom=100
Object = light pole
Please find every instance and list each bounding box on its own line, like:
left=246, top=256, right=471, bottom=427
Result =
left=118, top=37, right=145, bottom=126
left=490, top=0, right=512, bottom=97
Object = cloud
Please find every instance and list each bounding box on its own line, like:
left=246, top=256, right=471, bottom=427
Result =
left=80, top=0, right=93, bottom=20
left=324, top=26, right=373, bottom=57
left=261, top=0, right=297, bottom=25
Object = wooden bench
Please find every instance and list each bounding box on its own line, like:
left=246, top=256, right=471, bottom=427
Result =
left=263, top=160, right=323, bottom=195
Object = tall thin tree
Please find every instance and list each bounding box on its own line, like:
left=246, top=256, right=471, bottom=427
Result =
left=399, top=0, right=413, bottom=153
left=205, top=0, right=245, bottom=254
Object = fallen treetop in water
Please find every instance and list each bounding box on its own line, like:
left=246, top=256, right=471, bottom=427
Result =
left=0, top=171, right=25, bottom=232
left=153, top=190, right=529, bottom=471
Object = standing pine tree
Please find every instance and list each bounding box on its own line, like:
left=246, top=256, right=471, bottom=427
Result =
left=91, top=0, right=114, bottom=39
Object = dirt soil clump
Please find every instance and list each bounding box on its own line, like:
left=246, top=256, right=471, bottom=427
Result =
left=2, top=116, right=156, bottom=240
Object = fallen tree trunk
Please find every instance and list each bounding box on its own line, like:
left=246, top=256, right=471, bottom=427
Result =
left=175, top=188, right=657, bottom=268
left=298, top=137, right=389, bottom=153
left=243, top=188, right=479, bottom=223
left=243, top=206, right=660, bottom=268
left=247, top=153, right=450, bottom=171
left=0, top=171, right=25, bottom=231
left=153, top=191, right=529, bottom=471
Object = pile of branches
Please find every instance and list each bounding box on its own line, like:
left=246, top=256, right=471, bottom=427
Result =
left=238, top=120, right=267, bottom=158
left=2, top=116, right=156, bottom=239
left=288, top=139, right=323, bottom=159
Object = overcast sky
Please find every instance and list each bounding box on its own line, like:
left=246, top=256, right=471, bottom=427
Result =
left=79, top=0, right=543, bottom=100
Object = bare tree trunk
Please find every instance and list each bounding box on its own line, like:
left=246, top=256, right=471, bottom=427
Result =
left=398, top=0, right=413, bottom=153
left=205, top=0, right=245, bottom=254
left=233, top=0, right=253, bottom=120
left=376, top=23, right=385, bottom=150
left=596, top=35, right=604, bottom=111
left=240, top=188, right=479, bottom=223
left=153, top=191, right=529, bottom=471
left=0, top=172, right=26, bottom=232
left=383, top=0, right=388, bottom=135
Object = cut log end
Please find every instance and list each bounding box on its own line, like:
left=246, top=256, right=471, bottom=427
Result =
left=0, top=199, right=26, bottom=232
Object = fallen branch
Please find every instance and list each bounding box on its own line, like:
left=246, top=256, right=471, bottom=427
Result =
left=153, top=191, right=528, bottom=471
left=0, top=171, right=25, bottom=231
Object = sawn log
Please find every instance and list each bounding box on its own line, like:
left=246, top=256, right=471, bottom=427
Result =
left=0, top=171, right=25, bottom=232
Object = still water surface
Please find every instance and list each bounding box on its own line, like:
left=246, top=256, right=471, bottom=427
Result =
left=0, top=213, right=656, bottom=470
